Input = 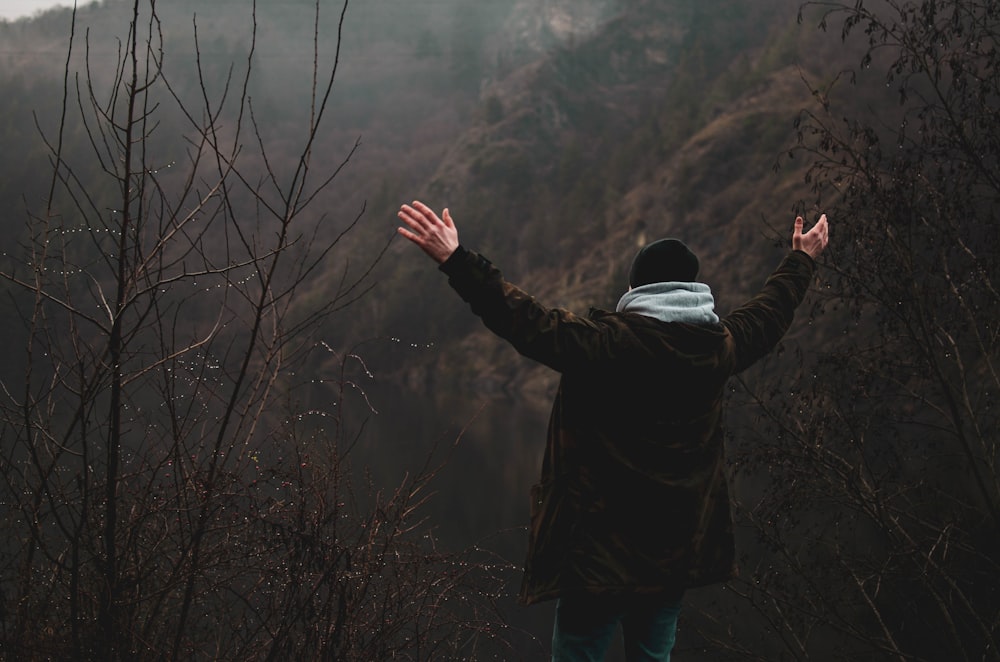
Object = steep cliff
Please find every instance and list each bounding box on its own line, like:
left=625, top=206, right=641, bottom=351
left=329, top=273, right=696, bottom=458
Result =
left=0, top=0, right=850, bottom=398
left=384, top=0, right=839, bottom=397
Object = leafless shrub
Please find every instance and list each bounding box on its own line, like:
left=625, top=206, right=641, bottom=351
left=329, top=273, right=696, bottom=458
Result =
left=0, top=1, right=511, bottom=659
left=704, top=1, right=1000, bottom=659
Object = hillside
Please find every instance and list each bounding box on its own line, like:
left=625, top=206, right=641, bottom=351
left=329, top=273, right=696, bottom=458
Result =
left=3, top=1, right=997, bottom=660
left=370, top=0, right=845, bottom=397
left=0, top=0, right=850, bottom=399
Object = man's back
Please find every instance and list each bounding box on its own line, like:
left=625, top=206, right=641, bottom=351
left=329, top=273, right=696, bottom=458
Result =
left=435, top=246, right=816, bottom=604
left=396, top=200, right=828, bottom=659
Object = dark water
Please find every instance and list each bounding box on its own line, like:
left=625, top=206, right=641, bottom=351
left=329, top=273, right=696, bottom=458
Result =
left=355, top=378, right=554, bottom=658
left=355, top=375, right=696, bottom=661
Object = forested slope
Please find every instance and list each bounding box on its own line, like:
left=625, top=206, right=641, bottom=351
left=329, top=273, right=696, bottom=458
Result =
left=372, top=0, right=834, bottom=395
left=1, top=0, right=997, bottom=659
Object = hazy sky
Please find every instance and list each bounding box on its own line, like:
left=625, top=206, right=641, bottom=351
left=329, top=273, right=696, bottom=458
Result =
left=0, top=0, right=94, bottom=22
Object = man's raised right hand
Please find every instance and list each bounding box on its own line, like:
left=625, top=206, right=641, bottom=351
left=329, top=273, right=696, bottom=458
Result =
left=792, top=214, right=829, bottom=259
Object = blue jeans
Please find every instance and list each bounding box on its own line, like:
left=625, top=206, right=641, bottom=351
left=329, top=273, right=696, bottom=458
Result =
left=551, top=591, right=684, bottom=661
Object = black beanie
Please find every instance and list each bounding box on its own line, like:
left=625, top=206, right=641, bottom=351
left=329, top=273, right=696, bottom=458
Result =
left=628, top=238, right=700, bottom=287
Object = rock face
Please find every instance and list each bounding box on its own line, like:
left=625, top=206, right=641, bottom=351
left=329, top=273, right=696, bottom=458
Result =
left=407, top=0, right=823, bottom=394
left=511, top=0, right=618, bottom=44
left=495, top=0, right=620, bottom=67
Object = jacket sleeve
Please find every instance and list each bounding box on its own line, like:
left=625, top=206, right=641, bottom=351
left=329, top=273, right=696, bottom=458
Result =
left=438, top=246, right=620, bottom=372
left=722, top=250, right=816, bottom=374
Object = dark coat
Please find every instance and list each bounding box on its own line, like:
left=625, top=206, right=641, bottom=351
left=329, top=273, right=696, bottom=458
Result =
left=439, top=247, right=816, bottom=605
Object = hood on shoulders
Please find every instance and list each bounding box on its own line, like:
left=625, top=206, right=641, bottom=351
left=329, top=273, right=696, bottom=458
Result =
left=615, top=281, right=720, bottom=326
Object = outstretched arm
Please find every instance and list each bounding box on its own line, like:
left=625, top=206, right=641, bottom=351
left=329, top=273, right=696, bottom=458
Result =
left=397, top=201, right=460, bottom=264
left=723, top=214, right=830, bottom=373
left=792, top=213, right=829, bottom=259
left=397, top=200, right=618, bottom=372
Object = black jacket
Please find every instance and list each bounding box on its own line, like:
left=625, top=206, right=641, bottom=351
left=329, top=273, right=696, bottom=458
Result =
left=440, top=247, right=816, bottom=605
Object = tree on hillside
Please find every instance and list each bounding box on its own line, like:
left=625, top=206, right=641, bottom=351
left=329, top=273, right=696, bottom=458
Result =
left=715, top=0, right=999, bottom=659
left=0, top=1, right=508, bottom=659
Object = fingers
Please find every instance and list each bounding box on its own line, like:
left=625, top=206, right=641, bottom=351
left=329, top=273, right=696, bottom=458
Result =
left=791, top=212, right=830, bottom=259
left=398, top=202, right=429, bottom=225
left=807, top=214, right=829, bottom=241
left=410, top=200, right=432, bottom=218
left=398, top=200, right=445, bottom=232
left=396, top=225, right=419, bottom=242
left=794, top=214, right=830, bottom=239
left=412, top=200, right=441, bottom=225
left=396, top=208, right=424, bottom=237
left=397, top=200, right=460, bottom=264
left=397, top=200, right=452, bottom=247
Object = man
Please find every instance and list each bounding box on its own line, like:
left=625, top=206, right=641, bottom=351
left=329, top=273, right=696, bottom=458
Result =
left=397, top=201, right=829, bottom=661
